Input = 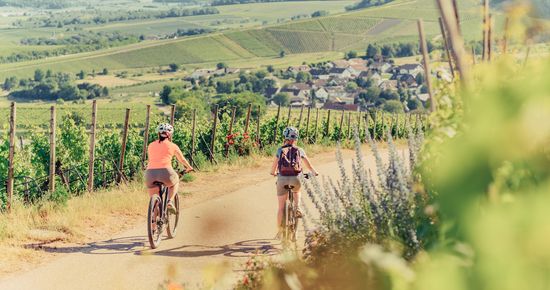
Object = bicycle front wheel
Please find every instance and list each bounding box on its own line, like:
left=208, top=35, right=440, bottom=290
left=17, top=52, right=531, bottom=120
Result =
left=147, top=194, right=163, bottom=249
left=166, top=193, right=180, bottom=239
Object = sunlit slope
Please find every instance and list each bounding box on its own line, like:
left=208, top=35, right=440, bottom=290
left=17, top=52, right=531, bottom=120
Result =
left=0, top=0, right=486, bottom=79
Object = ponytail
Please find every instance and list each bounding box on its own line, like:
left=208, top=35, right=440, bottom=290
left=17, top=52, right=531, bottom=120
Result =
left=158, top=133, right=169, bottom=143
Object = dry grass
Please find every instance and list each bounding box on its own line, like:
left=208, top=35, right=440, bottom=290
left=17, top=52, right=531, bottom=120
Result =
left=0, top=182, right=147, bottom=276
left=74, top=70, right=188, bottom=89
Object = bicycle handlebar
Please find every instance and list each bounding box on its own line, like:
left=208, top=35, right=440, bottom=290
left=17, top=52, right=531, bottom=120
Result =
left=271, top=172, right=317, bottom=178
left=178, top=168, right=195, bottom=177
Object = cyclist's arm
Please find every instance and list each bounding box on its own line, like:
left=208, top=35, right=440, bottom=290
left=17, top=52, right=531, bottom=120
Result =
left=175, top=146, right=193, bottom=171
left=270, top=156, right=279, bottom=176
left=302, top=156, right=319, bottom=176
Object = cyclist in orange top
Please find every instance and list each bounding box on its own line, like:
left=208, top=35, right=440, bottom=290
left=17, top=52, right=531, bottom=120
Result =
left=145, top=123, right=193, bottom=208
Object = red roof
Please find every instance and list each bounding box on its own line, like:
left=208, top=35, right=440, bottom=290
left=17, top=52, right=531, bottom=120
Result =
left=322, top=102, right=359, bottom=111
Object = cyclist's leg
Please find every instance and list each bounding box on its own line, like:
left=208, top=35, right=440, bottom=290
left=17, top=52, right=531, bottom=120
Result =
left=290, top=177, right=302, bottom=211
left=144, top=169, right=159, bottom=197
left=276, top=177, right=288, bottom=228
left=161, top=168, right=179, bottom=202
left=168, top=169, right=179, bottom=201
left=277, top=195, right=286, bottom=228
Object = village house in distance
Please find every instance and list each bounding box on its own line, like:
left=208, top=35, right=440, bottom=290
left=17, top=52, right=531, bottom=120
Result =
left=187, top=56, right=449, bottom=113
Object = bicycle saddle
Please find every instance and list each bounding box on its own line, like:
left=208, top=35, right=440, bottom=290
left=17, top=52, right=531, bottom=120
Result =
left=153, top=181, right=164, bottom=186
left=284, top=185, right=295, bottom=190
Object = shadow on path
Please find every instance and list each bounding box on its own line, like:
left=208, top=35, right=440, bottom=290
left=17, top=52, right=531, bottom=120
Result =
left=26, top=237, right=280, bottom=259
left=26, top=236, right=147, bottom=255
left=139, top=239, right=281, bottom=258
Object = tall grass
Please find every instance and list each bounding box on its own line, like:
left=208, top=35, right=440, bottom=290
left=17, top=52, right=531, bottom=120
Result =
left=300, top=128, right=428, bottom=263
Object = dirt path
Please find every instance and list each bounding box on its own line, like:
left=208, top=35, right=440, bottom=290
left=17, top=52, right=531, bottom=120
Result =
left=0, top=145, right=403, bottom=290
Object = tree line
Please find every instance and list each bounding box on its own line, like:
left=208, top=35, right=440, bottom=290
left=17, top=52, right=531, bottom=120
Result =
left=3, top=69, right=109, bottom=101
left=13, top=7, right=219, bottom=28
left=1, top=33, right=140, bottom=64
left=346, top=0, right=394, bottom=11
left=20, top=31, right=138, bottom=46
left=211, top=0, right=304, bottom=6
left=0, top=0, right=71, bottom=9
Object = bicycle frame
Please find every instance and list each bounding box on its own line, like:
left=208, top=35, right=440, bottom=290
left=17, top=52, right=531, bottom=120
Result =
left=156, top=183, right=169, bottom=222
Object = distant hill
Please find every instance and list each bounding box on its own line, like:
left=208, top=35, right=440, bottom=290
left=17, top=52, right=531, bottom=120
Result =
left=0, top=0, right=483, bottom=79
left=0, top=0, right=71, bottom=9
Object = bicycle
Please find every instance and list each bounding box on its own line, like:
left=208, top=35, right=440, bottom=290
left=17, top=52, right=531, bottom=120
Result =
left=147, top=169, right=192, bottom=249
left=280, top=173, right=311, bottom=248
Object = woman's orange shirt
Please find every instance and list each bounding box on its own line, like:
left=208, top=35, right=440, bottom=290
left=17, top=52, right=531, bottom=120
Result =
left=147, top=140, right=182, bottom=169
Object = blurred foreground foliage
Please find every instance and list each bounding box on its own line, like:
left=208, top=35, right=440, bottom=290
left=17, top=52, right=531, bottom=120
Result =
left=229, top=57, right=550, bottom=290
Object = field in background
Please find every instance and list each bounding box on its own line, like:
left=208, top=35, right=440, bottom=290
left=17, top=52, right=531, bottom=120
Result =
left=0, top=1, right=353, bottom=60
left=0, top=0, right=493, bottom=80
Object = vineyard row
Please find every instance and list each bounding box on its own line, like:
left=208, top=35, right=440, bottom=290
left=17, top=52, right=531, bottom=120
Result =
left=0, top=101, right=427, bottom=211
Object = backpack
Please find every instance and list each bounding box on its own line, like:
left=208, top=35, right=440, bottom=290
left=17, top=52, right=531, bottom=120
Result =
left=278, top=145, right=302, bottom=176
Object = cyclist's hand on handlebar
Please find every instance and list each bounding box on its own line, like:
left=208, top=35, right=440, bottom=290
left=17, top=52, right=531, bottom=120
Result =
left=185, top=167, right=195, bottom=173
left=270, top=171, right=277, bottom=177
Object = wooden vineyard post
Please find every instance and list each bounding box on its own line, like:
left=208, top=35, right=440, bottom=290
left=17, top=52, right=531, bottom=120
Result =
left=482, top=0, right=489, bottom=61
left=472, top=46, right=477, bottom=65
left=380, top=111, right=386, bottom=140
left=117, top=109, right=130, bottom=183
left=102, top=159, right=107, bottom=188
left=297, top=105, right=304, bottom=129
left=170, top=104, right=176, bottom=126
left=210, top=105, right=218, bottom=162
left=439, top=17, right=455, bottom=77
left=435, top=0, right=470, bottom=85
left=304, top=107, right=311, bottom=143
left=255, top=105, right=261, bottom=147
left=451, top=0, right=461, bottom=34
left=338, top=110, right=344, bottom=141
left=363, top=112, right=369, bottom=141
left=394, top=114, right=399, bottom=137
left=225, top=106, right=237, bottom=157
left=273, top=105, right=281, bottom=144
left=376, top=111, right=378, bottom=140
left=49, top=106, right=56, bottom=192
left=244, top=103, right=252, bottom=134
left=141, top=105, right=151, bottom=169
left=18, top=136, right=23, bottom=150
left=325, top=109, right=331, bottom=138
left=87, top=100, right=97, bottom=192
left=313, top=108, right=319, bottom=143
left=190, top=109, right=197, bottom=167
left=502, top=17, right=510, bottom=54
left=286, top=106, right=292, bottom=127
left=488, top=14, right=493, bottom=62
left=418, top=19, right=436, bottom=112
left=6, top=102, right=16, bottom=212
left=347, top=111, right=352, bottom=139
left=357, top=111, right=362, bottom=137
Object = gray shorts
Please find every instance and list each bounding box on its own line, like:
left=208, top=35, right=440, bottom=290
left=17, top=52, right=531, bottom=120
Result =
left=144, top=168, right=179, bottom=193
left=276, top=175, right=301, bottom=196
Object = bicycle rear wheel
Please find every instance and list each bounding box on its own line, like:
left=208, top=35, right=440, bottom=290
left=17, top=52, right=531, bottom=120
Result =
left=166, top=193, right=180, bottom=238
left=291, top=207, right=299, bottom=242
left=283, top=200, right=292, bottom=246
left=147, top=194, right=163, bottom=249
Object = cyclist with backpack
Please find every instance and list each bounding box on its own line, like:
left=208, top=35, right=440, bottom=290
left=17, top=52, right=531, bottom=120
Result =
left=270, top=127, right=319, bottom=232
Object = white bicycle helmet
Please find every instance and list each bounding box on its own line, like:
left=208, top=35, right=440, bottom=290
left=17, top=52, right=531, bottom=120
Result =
left=157, top=123, right=174, bottom=135
left=283, top=126, right=299, bottom=140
